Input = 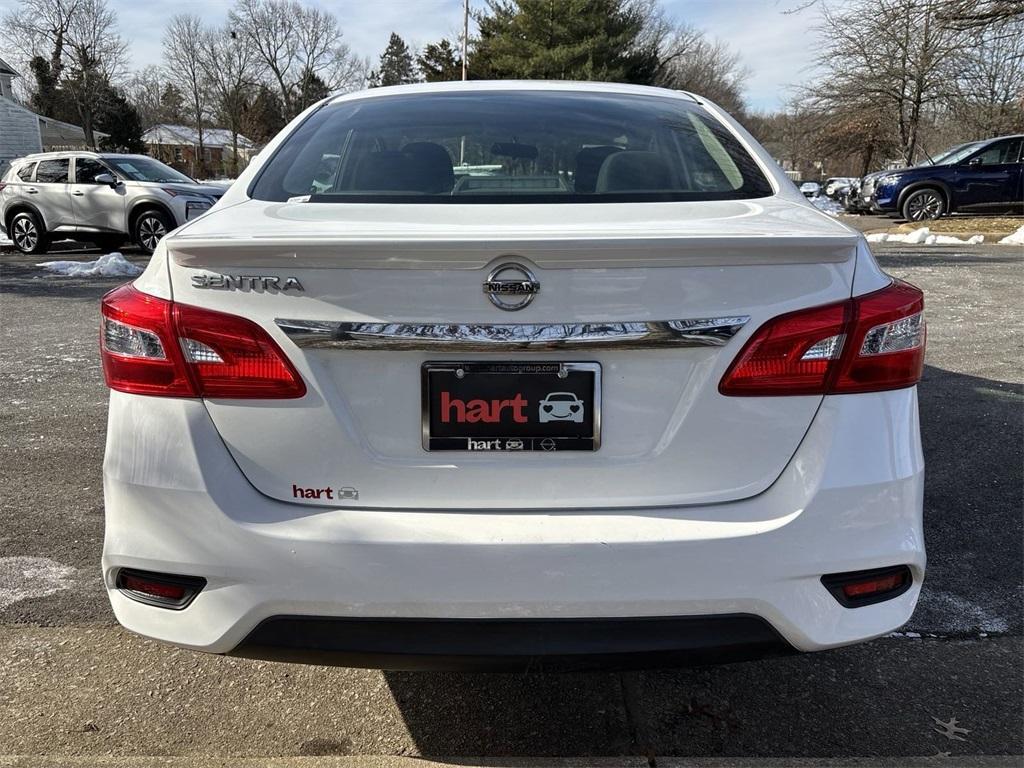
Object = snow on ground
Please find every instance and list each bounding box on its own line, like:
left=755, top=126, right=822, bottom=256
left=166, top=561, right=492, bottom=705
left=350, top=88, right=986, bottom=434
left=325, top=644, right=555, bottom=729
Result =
left=998, top=225, right=1024, bottom=245
left=37, top=252, right=143, bottom=278
left=867, top=227, right=984, bottom=245
left=810, top=196, right=845, bottom=216
left=0, top=556, right=76, bottom=610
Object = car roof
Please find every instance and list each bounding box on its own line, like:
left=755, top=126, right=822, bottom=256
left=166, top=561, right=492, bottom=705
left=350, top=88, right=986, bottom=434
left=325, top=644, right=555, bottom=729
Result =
left=18, top=151, right=153, bottom=161
left=327, top=80, right=701, bottom=107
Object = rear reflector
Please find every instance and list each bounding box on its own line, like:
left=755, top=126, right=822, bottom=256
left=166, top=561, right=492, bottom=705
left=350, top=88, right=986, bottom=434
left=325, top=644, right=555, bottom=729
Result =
left=821, top=565, right=912, bottom=608
left=720, top=280, right=925, bottom=396
left=115, top=568, right=206, bottom=609
left=101, top=284, right=305, bottom=399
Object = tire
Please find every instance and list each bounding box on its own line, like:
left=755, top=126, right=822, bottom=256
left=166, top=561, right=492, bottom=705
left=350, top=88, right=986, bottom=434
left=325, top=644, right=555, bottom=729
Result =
left=9, top=211, right=50, bottom=255
left=133, top=209, right=172, bottom=254
left=901, top=188, right=945, bottom=222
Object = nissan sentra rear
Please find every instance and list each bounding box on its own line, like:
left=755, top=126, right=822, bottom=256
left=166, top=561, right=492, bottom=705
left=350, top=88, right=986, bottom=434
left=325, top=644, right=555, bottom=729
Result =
left=100, top=82, right=925, bottom=670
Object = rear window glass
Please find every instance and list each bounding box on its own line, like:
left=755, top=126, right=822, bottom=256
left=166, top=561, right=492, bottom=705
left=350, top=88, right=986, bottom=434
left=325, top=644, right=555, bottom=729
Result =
left=17, top=162, right=36, bottom=181
left=35, top=159, right=69, bottom=183
left=251, top=91, right=773, bottom=204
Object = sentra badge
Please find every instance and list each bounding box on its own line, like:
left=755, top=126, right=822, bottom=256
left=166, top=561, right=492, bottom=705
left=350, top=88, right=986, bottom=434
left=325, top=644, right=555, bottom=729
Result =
left=192, top=274, right=304, bottom=292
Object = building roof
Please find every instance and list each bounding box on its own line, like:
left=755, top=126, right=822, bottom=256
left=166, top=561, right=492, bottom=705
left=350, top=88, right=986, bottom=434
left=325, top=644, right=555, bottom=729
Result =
left=37, top=114, right=109, bottom=144
left=143, top=124, right=255, bottom=149
left=0, top=56, right=19, bottom=77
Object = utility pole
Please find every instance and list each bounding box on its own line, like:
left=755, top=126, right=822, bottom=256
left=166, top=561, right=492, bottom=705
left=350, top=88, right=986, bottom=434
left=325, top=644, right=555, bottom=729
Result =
left=459, top=0, right=469, bottom=166
left=461, top=0, right=469, bottom=81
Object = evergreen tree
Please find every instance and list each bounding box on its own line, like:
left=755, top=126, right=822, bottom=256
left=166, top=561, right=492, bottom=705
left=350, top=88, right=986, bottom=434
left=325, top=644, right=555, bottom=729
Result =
left=369, top=32, right=419, bottom=87
left=96, top=84, right=146, bottom=153
left=472, top=0, right=660, bottom=84
left=241, top=84, right=286, bottom=145
left=160, top=83, right=187, bottom=124
left=417, top=39, right=463, bottom=82
left=296, top=69, right=331, bottom=110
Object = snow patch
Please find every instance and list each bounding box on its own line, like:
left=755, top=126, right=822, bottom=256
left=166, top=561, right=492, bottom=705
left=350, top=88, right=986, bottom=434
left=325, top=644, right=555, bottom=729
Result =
left=37, top=252, right=143, bottom=277
left=811, top=196, right=845, bottom=216
left=997, top=225, right=1024, bottom=245
left=866, top=227, right=984, bottom=245
left=0, top=556, right=77, bottom=610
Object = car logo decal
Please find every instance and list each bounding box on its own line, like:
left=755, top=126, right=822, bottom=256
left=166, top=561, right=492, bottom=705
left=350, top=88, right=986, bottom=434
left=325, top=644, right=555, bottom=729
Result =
left=483, top=262, right=540, bottom=311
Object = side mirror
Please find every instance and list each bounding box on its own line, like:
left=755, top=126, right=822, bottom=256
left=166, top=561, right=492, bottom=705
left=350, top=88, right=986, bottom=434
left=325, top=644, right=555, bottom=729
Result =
left=95, top=172, right=119, bottom=188
left=967, top=157, right=982, bottom=167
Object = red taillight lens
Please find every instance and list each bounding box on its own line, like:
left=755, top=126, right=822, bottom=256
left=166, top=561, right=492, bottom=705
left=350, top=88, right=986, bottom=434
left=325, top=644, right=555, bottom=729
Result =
left=101, top=284, right=196, bottom=396
left=100, top=284, right=305, bottom=399
left=720, top=280, right=925, bottom=396
left=831, top=280, right=925, bottom=394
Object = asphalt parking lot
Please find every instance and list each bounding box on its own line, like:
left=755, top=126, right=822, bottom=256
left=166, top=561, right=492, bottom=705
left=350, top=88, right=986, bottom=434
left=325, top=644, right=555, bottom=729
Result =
left=0, top=237, right=1021, bottom=764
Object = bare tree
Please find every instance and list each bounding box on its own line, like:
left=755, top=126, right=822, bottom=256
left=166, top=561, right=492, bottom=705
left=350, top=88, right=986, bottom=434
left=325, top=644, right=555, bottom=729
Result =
left=1, top=0, right=80, bottom=82
left=949, top=16, right=1024, bottom=134
left=163, top=14, right=210, bottom=177
left=4, top=0, right=125, bottom=144
left=939, top=0, right=1024, bottom=28
left=656, top=25, right=750, bottom=116
left=124, top=65, right=168, bottom=129
left=201, top=25, right=262, bottom=176
left=229, top=0, right=366, bottom=118
left=62, top=0, right=127, bottom=146
left=806, top=0, right=968, bottom=165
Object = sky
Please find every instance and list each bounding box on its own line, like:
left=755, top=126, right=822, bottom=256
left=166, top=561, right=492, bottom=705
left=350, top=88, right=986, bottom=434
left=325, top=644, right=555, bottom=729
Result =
left=107, top=0, right=821, bottom=112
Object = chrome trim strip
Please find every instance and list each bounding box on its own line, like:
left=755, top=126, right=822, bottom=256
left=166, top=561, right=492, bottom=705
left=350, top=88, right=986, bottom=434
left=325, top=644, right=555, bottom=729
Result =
left=275, top=317, right=749, bottom=351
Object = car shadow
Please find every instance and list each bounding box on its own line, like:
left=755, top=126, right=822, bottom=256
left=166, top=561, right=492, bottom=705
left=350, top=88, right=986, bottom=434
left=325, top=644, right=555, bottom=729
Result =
left=381, top=363, right=1023, bottom=757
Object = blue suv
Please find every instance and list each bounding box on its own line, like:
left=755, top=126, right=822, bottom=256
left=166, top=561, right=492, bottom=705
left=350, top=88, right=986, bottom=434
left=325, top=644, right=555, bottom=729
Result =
left=871, top=134, right=1023, bottom=221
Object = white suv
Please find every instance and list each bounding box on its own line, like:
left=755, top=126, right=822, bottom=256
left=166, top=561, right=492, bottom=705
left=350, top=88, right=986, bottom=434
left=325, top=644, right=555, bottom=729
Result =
left=99, top=82, right=926, bottom=670
left=0, top=152, right=225, bottom=255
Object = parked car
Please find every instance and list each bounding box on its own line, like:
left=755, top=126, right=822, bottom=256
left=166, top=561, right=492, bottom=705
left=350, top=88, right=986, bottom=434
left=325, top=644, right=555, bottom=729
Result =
left=0, top=152, right=225, bottom=255
left=823, top=177, right=857, bottom=199
left=870, top=135, right=1023, bottom=220
left=799, top=181, right=821, bottom=198
left=99, top=81, right=925, bottom=670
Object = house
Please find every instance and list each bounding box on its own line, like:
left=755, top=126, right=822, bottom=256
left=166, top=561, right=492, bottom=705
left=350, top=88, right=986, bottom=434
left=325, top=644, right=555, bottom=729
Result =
left=0, top=56, right=108, bottom=177
left=143, top=124, right=256, bottom=179
left=0, top=57, right=41, bottom=177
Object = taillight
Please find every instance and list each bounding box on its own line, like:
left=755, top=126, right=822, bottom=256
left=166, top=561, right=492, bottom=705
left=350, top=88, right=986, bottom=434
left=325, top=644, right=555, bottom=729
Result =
left=100, top=284, right=305, bottom=399
left=720, top=280, right=925, bottom=396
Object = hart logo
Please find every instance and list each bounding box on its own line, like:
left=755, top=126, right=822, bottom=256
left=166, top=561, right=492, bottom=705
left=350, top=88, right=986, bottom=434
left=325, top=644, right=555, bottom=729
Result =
left=440, top=391, right=529, bottom=423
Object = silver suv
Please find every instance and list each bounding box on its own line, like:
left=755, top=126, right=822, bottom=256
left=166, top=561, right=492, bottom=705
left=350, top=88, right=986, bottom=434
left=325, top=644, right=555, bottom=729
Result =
left=0, top=152, right=227, bottom=255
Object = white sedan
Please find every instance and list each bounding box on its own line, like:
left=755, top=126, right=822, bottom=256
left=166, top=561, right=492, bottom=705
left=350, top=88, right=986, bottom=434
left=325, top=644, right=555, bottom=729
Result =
left=99, top=81, right=925, bottom=670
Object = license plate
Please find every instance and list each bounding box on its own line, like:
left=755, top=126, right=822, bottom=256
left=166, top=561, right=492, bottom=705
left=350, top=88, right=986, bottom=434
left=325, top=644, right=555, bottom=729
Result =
left=422, top=362, right=601, bottom=451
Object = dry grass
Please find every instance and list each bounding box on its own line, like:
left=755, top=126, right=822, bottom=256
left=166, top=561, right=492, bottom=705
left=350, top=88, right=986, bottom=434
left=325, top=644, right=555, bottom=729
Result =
left=894, top=216, right=1022, bottom=237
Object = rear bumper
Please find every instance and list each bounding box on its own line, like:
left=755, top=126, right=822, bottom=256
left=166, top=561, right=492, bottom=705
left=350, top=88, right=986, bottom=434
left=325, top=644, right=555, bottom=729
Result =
left=231, top=615, right=794, bottom=671
left=102, top=387, right=925, bottom=661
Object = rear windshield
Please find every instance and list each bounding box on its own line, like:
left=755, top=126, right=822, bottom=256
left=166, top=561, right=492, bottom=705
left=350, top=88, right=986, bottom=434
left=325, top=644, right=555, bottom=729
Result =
left=250, top=91, right=773, bottom=204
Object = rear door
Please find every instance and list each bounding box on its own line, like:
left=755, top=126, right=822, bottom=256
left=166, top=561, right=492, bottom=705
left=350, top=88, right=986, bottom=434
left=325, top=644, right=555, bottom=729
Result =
left=70, top=157, right=126, bottom=233
left=32, top=158, right=75, bottom=230
left=952, top=137, right=1023, bottom=213
left=166, top=197, right=859, bottom=511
